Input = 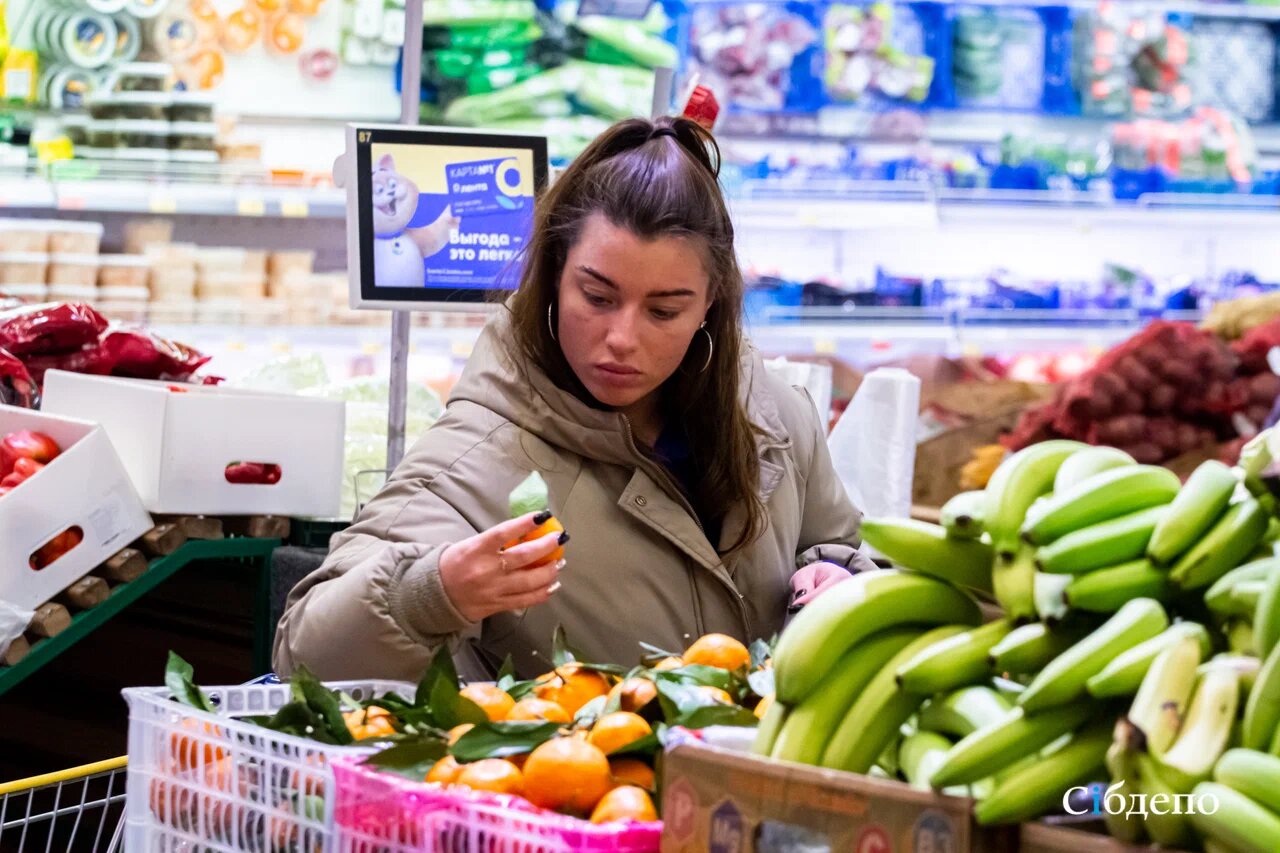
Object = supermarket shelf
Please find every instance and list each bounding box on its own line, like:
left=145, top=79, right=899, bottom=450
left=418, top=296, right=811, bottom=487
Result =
left=729, top=184, right=1280, bottom=230
left=0, top=537, right=279, bottom=699
left=0, top=160, right=345, bottom=219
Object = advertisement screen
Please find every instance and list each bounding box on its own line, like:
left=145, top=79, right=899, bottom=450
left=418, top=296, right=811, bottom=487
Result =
left=353, top=127, right=549, bottom=306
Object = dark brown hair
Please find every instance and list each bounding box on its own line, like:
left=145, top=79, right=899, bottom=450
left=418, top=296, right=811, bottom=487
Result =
left=506, top=115, right=765, bottom=559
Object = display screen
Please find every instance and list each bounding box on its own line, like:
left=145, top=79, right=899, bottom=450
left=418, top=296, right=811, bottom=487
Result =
left=353, top=126, right=549, bottom=305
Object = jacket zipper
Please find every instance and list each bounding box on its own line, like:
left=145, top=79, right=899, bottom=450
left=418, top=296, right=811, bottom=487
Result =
left=621, top=413, right=753, bottom=637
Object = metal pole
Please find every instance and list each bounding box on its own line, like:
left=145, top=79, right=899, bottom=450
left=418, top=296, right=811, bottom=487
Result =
left=651, top=67, right=674, bottom=118
left=386, top=0, right=426, bottom=471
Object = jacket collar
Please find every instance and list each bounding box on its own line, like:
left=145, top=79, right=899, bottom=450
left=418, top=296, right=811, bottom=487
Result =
left=447, top=309, right=791, bottom=477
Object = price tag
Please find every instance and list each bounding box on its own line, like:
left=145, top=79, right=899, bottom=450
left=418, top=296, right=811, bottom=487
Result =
left=281, top=201, right=309, bottom=218
left=228, top=340, right=248, bottom=352
left=814, top=337, right=837, bottom=354
left=238, top=197, right=266, bottom=217
left=271, top=341, right=292, bottom=354
left=361, top=342, right=382, bottom=355
left=58, top=196, right=86, bottom=211
left=149, top=195, right=178, bottom=214
left=451, top=341, right=473, bottom=358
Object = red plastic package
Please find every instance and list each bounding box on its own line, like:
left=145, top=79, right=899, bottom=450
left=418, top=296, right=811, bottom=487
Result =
left=0, top=302, right=108, bottom=356
left=100, top=328, right=210, bottom=380
left=0, top=346, right=38, bottom=407
left=23, top=343, right=117, bottom=384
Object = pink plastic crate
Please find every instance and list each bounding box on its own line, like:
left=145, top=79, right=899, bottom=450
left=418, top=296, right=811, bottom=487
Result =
left=331, top=758, right=661, bottom=853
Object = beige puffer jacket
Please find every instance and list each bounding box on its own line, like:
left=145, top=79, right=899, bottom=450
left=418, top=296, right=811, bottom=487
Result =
left=273, top=310, right=873, bottom=681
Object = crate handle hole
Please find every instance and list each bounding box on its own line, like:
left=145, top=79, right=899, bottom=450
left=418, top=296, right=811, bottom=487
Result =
left=28, top=525, right=83, bottom=570
left=224, top=462, right=282, bottom=486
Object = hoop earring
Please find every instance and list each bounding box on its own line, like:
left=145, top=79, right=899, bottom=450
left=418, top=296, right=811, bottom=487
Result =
left=547, top=302, right=557, bottom=342
left=699, top=322, right=713, bottom=374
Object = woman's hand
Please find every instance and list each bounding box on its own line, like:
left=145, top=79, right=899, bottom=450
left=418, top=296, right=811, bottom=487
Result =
left=790, top=561, right=854, bottom=608
left=438, top=512, right=568, bottom=622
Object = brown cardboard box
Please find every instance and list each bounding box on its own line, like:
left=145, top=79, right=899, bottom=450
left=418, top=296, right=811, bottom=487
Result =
left=913, top=410, right=1023, bottom=511
left=660, top=743, right=1017, bottom=853
left=1020, top=821, right=1190, bottom=853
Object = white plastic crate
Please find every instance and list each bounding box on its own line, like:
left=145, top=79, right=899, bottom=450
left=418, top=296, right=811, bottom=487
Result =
left=123, top=679, right=414, bottom=853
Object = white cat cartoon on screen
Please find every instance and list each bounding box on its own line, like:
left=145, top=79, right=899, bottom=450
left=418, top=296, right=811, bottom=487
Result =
left=371, top=154, right=461, bottom=287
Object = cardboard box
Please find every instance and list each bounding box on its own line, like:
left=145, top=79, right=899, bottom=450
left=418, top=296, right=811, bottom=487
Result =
left=660, top=742, right=1017, bottom=853
left=0, top=405, right=151, bottom=610
left=42, top=371, right=345, bottom=517
left=1020, top=821, right=1190, bottom=853
left=913, top=410, right=1023, bottom=511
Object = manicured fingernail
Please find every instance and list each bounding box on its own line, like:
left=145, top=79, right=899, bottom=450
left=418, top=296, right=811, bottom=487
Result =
left=547, top=581, right=562, bottom=594
left=533, top=510, right=552, bottom=525
left=558, top=532, right=570, bottom=545
left=554, top=559, right=567, bottom=572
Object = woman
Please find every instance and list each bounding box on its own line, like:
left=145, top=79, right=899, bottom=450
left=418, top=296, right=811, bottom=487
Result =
left=274, top=116, right=874, bottom=682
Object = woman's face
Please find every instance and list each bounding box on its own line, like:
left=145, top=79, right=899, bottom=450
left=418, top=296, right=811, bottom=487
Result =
left=556, top=213, right=712, bottom=411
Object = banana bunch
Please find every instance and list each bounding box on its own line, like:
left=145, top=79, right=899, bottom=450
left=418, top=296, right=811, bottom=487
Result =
left=757, top=437, right=1280, bottom=846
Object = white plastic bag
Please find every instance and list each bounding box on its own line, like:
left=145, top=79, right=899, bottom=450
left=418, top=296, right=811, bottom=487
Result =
left=0, top=598, right=34, bottom=661
left=826, top=367, right=921, bottom=520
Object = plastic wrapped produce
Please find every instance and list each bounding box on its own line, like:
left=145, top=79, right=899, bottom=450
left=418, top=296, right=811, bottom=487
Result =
left=0, top=302, right=108, bottom=356
left=686, top=3, right=820, bottom=111
left=0, top=346, right=37, bottom=407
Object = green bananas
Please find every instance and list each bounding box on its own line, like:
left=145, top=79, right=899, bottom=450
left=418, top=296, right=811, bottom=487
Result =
left=1064, top=559, right=1169, bottom=613
left=1019, top=598, right=1168, bottom=713
left=1035, top=506, right=1167, bottom=575
left=1126, top=633, right=1202, bottom=756
left=991, top=622, right=1084, bottom=675
left=973, top=721, right=1112, bottom=825
left=857, top=518, right=994, bottom=593
left=1255, top=557, right=1280, bottom=658
left=772, top=569, right=981, bottom=704
left=1205, top=557, right=1280, bottom=615
left=1215, top=749, right=1280, bottom=814
left=940, top=490, right=986, bottom=540
left=1137, top=752, right=1196, bottom=848
left=1053, top=445, right=1135, bottom=493
left=1148, top=460, right=1239, bottom=566
left=896, top=620, right=1012, bottom=695
left=1022, top=465, right=1180, bottom=546
left=899, top=731, right=953, bottom=789
left=1033, top=572, right=1072, bottom=622
left=1170, top=499, right=1269, bottom=590
left=985, top=440, right=1087, bottom=558
left=1156, top=666, right=1240, bottom=792
left=821, top=625, right=967, bottom=774
left=1190, top=782, right=1280, bottom=853
left=1243, top=642, right=1280, bottom=751
left=752, top=693, right=789, bottom=756
left=917, top=686, right=1013, bottom=739
left=769, top=629, right=918, bottom=765
left=993, top=544, right=1037, bottom=624
left=929, top=703, right=1094, bottom=788
left=1087, top=622, right=1212, bottom=699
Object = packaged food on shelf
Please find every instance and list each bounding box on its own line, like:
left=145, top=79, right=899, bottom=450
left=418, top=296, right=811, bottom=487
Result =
left=47, top=220, right=103, bottom=255
left=86, top=119, right=119, bottom=148
left=0, top=220, right=50, bottom=253
left=97, top=255, right=150, bottom=289
left=241, top=298, right=287, bottom=326
left=125, top=223, right=173, bottom=258
left=267, top=249, right=315, bottom=293
left=823, top=3, right=936, bottom=105
left=146, top=299, right=195, bottom=324
left=168, top=121, right=217, bottom=151
left=48, top=285, right=101, bottom=305
left=0, top=253, right=48, bottom=286
left=88, top=91, right=171, bottom=121
left=41, top=65, right=97, bottom=110
left=166, top=91, right=215, bottom=122
left=197, top=271, right=265, bottom=301
left=0, top=285, right=48, bottom=305
left=48, top=254, right=100, bottom=288
left=61, top=112, right=89, bottom=145
left=195, top=246, right=246, bottom=276
left=115, top=119, right=171, bottom=152
left=97, top=286, right=150, bottom=323
left=242, top=249, right=268, bottom=277
left=112, top=12, right=143, bottom=63
left=108, top=61, right=171, bottom=92
left=36, top=8, right=119, bottom=70
left=194, top=299, right=242, bottom=324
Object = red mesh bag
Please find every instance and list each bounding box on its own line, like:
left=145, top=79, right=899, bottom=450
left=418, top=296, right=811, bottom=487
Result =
left=100, top=328, right=210, bottom=380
